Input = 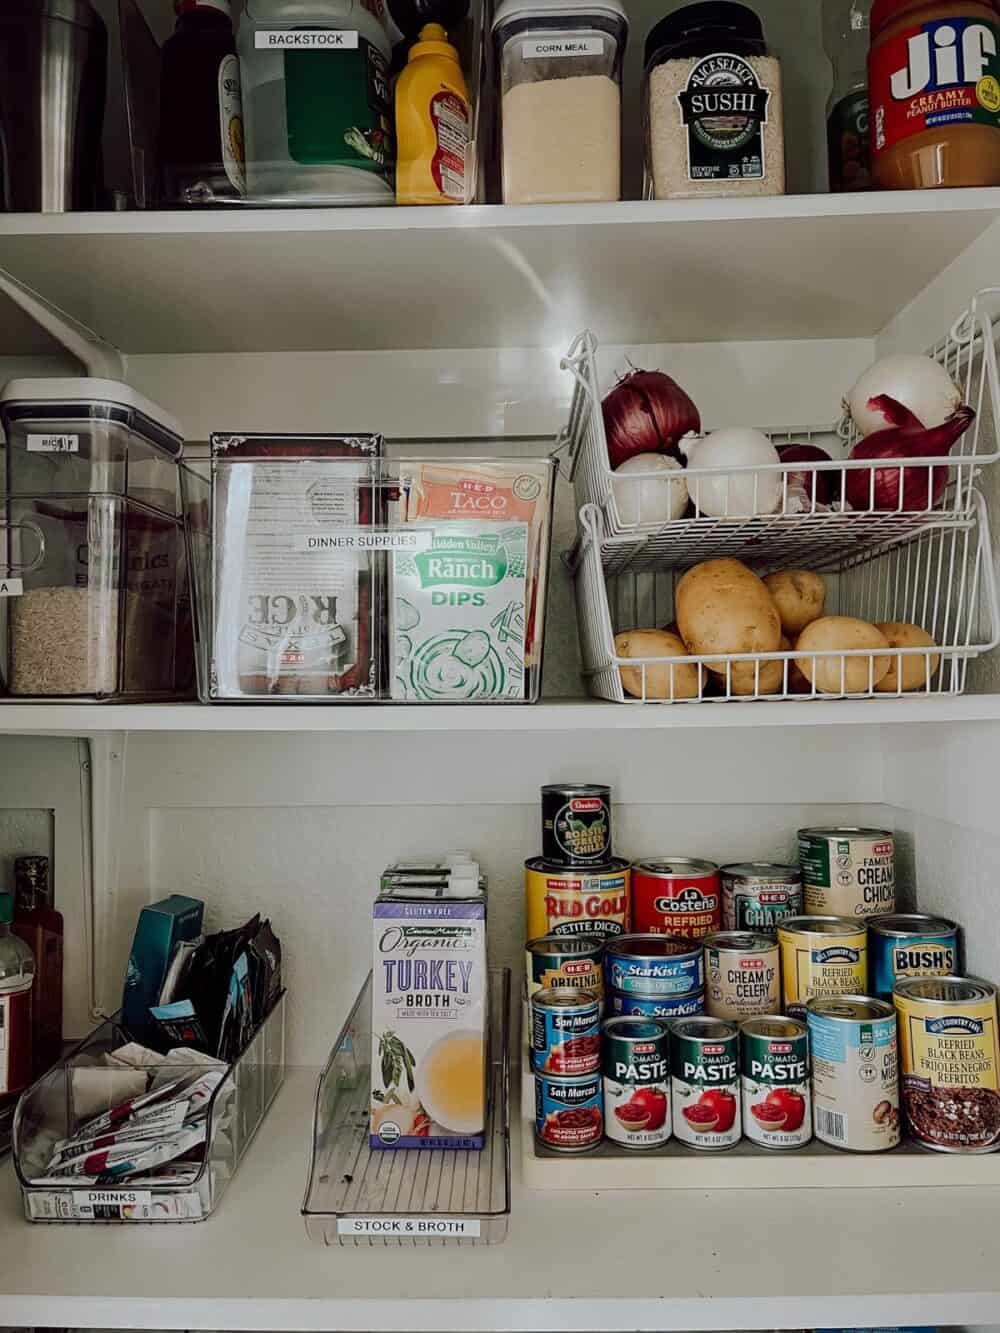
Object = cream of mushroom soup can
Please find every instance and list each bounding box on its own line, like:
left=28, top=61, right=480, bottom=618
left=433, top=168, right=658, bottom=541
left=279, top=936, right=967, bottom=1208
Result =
left=703, top=931, right=780, bottom=1022
left=806, top=995, right=900, bottom=1152
left=798, top=826, right=895, bottom=919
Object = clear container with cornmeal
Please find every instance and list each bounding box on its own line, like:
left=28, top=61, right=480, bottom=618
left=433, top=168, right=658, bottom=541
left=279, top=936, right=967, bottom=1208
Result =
left=492, top=0, right=627, bottom=204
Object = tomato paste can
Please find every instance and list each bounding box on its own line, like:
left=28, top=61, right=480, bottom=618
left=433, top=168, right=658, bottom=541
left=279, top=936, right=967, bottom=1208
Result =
left=868, top=914, right=960, bottom=1001
left=607, top=988, right=705, bottom=1020
left=740, top=1015, right=812, bottom=1149
left=894, top=977, right=1000, bottom=1153
left=632, top=858, right=721, bottom=939
left=534, top=1071, right=603, bottom=1152
left=806, top=995, right=900, bottom=1152
left=669, top=1016, right=741, bottom=1150
left=602, top=1016, right=671, bottom=1149
left=703, top=931, right=781, bottom=1022
left=777, top=915, right=868, bottom=1018
left=530, top=986, right=601, bottom=1076
left=605, top=932, right=705, bottom=997
left=526, top=934, right=604, bottom=1003
left=798, top=826, right=895, bottom=919
left=524, top=857, right=630, bottom=943
left=541, top=783, right=612, bottom=866
left=721, top=862, right=803, bottom=935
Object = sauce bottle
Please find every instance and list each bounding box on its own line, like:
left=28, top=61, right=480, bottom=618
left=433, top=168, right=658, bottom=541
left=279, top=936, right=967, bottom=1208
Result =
left=158, top=0, right=246, bottom=205
left=395, top=23, right=472, bottom=204
left=824, top=0, right=872, bottom=190
left=12, top=855, right=62, bottom=1077
left=0, top=891, right=34, bottom=1106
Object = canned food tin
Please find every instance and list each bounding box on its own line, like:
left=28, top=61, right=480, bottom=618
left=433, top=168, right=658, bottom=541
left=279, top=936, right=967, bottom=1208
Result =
left=894, top=977, right=1000, bottom=1153
left=541, top=783, right=612, bottom=866
left=526, top=934, right=604, bottom=1003
left=632, top=858, right=721, bottom=940
left=607, top=989, right=705, bottom=1020
left=530, top=987, right=601, bottom=1076
left=525, top=857, right=630, bottom=943
left=868, top=914, right=960, bottom=1001
left=740, top=1016, right=812, bottom=1149
left=721, top=862, right=803, bottom=935
left=806, top=996, right=900, bottom=1152
left=605, top=932, right=705, bottom=997
left=777, top=916, right=868, bottom=1018
left=703, top=931, right=781, bottom=1022
left=798, top=826, right=895, bottom=919
left=534, top=1071, right=603, bottom=1152
left=602, top=1017, right=671, bottom=1149
left=670, top=1016, right=741, bottom=1150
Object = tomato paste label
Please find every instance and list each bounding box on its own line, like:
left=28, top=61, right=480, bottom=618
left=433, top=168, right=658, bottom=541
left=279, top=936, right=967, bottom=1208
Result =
left=603, top=1022, right=671, bottom=1149
left=870, top=17, right=1000, bottom=158
left=430, top=90, right=469, bottom=201
left=670, top=1021, right=741, bottom=1149
left=534, top=1073, right=603, bottom=1150
left=740, top=1021, right=812, bottom=1149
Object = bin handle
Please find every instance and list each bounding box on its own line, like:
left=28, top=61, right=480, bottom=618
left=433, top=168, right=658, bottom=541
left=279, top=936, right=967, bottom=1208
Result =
left=0, top=520, right=46, bottom=575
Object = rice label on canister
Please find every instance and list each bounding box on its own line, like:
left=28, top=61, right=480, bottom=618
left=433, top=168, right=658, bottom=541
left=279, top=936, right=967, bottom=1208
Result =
left=534, top=1072, right=603, bottom=1152
left=525, top=857, right=630, bottom=943
left=704, top=932, right=780, bottom=1022
left=670, top=1018, right=741, bottom=1149
left=741, top=1017, right=812, bottom=1149
left=602, top=1018, right=671, bottom=1149
left=807, top=997, right=900, bottom=1152
left=798, top=826, right=895, bottom=918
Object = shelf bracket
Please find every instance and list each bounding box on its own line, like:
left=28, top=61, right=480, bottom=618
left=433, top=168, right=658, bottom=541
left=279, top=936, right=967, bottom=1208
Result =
left=79, top=732, right=127, bottom=1021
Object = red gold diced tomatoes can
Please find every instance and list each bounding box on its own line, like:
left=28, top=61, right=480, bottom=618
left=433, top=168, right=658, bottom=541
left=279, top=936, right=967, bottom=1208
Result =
left=632, top=858, right=721, bottom=940
left=525, top=857, right=630, bottom=943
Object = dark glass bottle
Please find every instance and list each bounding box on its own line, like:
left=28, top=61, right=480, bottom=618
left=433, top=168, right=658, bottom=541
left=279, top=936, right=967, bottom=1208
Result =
left=823, top=0, right=872, bottom=191
left=157, top=0, right=246, bottom=206
left=10, top=855, right=59, bottom=1077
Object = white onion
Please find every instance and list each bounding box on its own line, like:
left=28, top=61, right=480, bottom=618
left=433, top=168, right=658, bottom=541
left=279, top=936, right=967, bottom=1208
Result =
left=612, top=453, right=688, bottom=527
left=845, top=353, right=962, bottom=437
left=684, top=428, right=782, bottom=517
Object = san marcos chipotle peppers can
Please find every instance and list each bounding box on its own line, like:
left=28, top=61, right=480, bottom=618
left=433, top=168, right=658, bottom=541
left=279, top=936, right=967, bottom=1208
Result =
left=541, top=783, right=612, bottom=866
left=525, top=857, right=630, bottom=943
left=670, top=1016, right=741, bottom=1150
left=777, top=915, right=868, bottom=1018
left=530, top=987, right=601, bottom=1076
left=721, top=862, right=803, bottom=935
left=526, top=934, right=604, bottom=1002
left=602, top=1017, right=671, bottom=1149
left=632, top=857, right=721, bottom=939
left=741, top=1016, right=812, bottom=1149
left=798, top=825, right=895, bottom=918
left=703, top=931, right=781, bottom=1021
left=868, top=914, right=960, bottom=1001
left=806, top=995, right=900, bottom=1152
left=605, top=932, right=705, bottom=997
left=607, top=989, right=705, bottom=1020
left=534, top=1071, right=603, bottom=1152
left=894, top=976, right=1000, bottom=1153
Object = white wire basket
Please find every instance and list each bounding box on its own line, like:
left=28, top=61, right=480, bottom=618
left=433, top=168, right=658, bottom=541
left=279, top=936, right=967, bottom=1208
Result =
left=562, top=293, right=1000, bottom=572
left=570, top=493, right=999, bottom=704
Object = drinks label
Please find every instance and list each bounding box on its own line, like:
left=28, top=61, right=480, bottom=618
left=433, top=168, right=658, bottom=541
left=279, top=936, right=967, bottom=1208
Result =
left=255, top=29, right=359, bottom=48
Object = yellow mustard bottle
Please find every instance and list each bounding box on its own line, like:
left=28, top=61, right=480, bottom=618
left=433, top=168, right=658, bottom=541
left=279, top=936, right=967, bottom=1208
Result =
left=395, top=23, right=472, bottom=205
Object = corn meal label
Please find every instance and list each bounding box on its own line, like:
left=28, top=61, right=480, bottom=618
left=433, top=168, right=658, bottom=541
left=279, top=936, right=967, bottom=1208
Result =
left=523, top=37, right=604, bottom=59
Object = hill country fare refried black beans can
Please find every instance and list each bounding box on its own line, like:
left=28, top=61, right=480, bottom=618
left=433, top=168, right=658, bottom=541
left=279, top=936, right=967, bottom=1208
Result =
left=541, top=784, right=612, bottom=866
left=798, top=826, right=895, bottom=918
left=720, top=862, right=802, bottom=935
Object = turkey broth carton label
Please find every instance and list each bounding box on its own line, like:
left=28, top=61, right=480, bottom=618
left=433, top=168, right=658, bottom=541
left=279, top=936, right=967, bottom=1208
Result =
left=370, top=885, right=487, bottom=1150
left=798, top=826, right=895, bottom=918
left=670, top=1018, right=741, bottom=1149
left=525, top=858, right=630, bottom=942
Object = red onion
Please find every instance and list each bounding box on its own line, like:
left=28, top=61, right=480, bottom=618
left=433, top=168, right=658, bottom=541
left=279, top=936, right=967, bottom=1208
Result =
left=602, top=370, right=700, bottom=469
left=777, top=443, right=835, bottom=506
left=846, top=399, right=975, bottom=511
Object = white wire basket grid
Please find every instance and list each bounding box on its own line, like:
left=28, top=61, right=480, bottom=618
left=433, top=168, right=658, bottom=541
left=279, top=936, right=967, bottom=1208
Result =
left=561, top=291, right=1000, bottom=571
left=570, top=492, right=999, bottom=704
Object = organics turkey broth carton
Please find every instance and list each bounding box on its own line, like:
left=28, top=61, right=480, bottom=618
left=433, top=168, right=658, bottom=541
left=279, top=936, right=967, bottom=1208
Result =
left=371, top=881, right=488, bottom=1150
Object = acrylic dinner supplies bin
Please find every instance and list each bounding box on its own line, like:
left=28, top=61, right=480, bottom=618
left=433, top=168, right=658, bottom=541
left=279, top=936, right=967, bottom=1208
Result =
left=13, top=991, right=286, bottom=1223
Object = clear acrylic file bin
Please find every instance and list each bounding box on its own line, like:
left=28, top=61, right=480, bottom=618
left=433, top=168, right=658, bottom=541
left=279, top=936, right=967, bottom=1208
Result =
left=181, top=450, right=555, bottom=702
left=302, top=968, right=510, bottom=1246
left=13, top=991, right=285, bottom=1223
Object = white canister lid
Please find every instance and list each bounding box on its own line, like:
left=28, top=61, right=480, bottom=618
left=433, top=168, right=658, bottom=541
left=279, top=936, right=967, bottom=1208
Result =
left=492, top=0, right=627, bottom=33
left=0, top=378, right=185, bottom=454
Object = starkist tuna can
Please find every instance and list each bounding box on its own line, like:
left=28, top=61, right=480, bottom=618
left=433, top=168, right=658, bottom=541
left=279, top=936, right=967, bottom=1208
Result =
left=631, top=858, right=721, bottom=940
left=525, top=857, right=630, bottom=943
left=605, top=932, right=705, bottom=997
left=607, top=989, right=705, bottom=1020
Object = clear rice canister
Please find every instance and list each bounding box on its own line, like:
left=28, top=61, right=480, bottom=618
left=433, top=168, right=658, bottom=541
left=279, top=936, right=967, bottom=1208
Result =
left=492, top=0, right=627, bottom=204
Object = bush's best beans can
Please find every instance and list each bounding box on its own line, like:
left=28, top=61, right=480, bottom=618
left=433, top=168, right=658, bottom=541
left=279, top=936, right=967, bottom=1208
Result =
left=720, top=862, right=802, bottom=935
left=806, top=995, right=900, bottom=1152
left=541, top=784, right=612, bottom=866
left=530, top=987, right=601, bottom=1077
left=602, top=1017, right=671, bottom=1149
left=525, top=857, right=630, bottom=943
left=894, top=976, right=1000, bottom=1153
left=740, top=1016, right=812, bottom=1149
left=605, top=932, right=705, bottom=997
left=798, top=826, right=895, bottom=918
left=526, top=934, right=604, bottom=1003
left=607, top=989, right=705, bottom=1020
left=703, top=931, right=781, bottom=1021
left=631, top=858, right=721, bottom=939
left=777, top=915, right=868, bottom=1018
left=670, top=1016, right=741, bottom=1150
left=868, top=914, right=959, bottom=1000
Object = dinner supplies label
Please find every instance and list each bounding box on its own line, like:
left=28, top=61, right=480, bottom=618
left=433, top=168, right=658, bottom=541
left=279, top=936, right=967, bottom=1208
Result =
left=294, top=529, right=433, bottom=553
left=523, top=37, right=603, bottom=58
left=255, top=29, right=359, bottom=48
left=337, top=1216, right=481, bottom=1237
left=27, top=433, right=78, bottom=452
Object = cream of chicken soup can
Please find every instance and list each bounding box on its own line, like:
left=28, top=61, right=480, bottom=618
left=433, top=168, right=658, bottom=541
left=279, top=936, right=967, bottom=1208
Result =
left=798, top=826, right=895, bottom=918
left=703, top=931, right=780, bottom=1022
left=806, top=995, right=900, bottom=1152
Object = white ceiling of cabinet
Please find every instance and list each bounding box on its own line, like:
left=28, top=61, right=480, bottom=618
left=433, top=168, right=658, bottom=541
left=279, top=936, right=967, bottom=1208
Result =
left=0, top=196, right=996, bottom=356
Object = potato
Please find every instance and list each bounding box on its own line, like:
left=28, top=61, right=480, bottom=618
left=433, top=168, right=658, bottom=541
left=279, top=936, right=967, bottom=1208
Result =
left=874, top=622, right=941, bottom=692
left=615, top=629, right=703, bottom=700
left=795, top=617, right=892, bottom=694
left=763, top=570, right=826, bottom=636
left=787, top=636, right=812, bottom=695
left=675, top=559, right=782, bottom=677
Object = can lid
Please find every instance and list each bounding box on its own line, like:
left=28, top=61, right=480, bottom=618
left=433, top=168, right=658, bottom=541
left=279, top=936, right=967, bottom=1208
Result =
left=670, top=1014, right=738, bottom=1041
left=607, top=932, right=700, bottom=959
left=532, top=985, right=600, bottom=1008
left=740, top=1014, right=807, bottom=1038
left=527, top=933, right=603, bottom=955
left=602, top=1016, right=667, bottom=1041
left=893, top=975, right=995, bottom=1004
left=778, top=915, right=864, bottom=936
left=633, top=857, right=719, bottom=877
left=703, top=931, right=775, bottom=952
left=806, top=995, right=894, bottom=1022
left=720, top=862, right=799, bottom=880
left=868, top=913, right=958, bottom=938
left=797, top=826, right=893, bottom=840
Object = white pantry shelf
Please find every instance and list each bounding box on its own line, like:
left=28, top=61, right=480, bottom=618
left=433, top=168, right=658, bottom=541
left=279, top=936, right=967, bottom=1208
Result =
left=2, top=1067, right=1000, bottom=1331
left=0, top=190, right=998, bottom=354
left=2, top=693, right=1000, bottom=734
